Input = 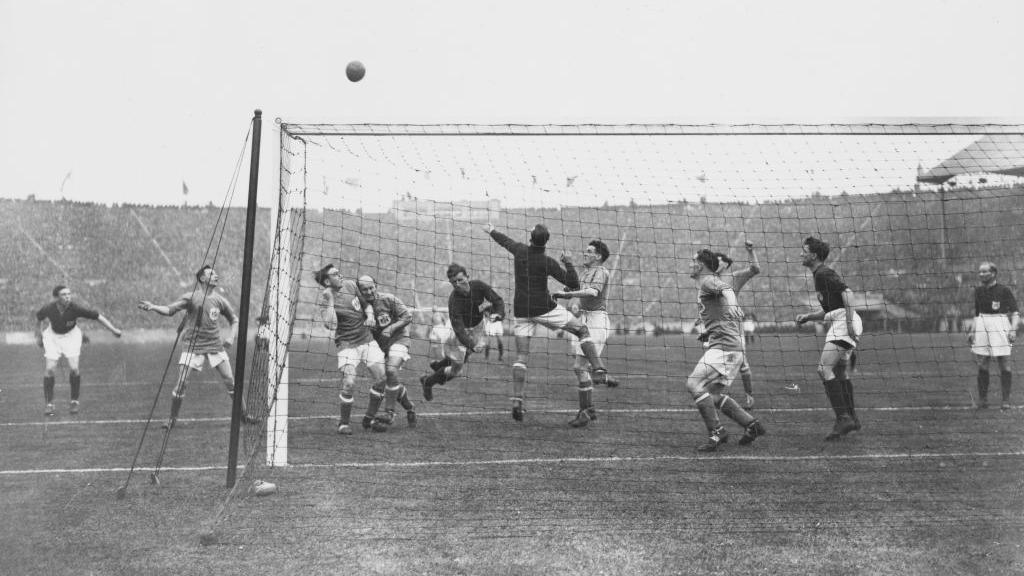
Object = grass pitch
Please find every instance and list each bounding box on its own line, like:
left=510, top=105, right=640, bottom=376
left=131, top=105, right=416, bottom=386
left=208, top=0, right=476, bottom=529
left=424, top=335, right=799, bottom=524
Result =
left=1, top=332, right=1022, bottom=575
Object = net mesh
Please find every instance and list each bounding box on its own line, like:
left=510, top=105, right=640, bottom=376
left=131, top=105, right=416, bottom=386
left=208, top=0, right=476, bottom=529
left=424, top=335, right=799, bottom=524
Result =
left=215, top=123, right=1024, bottom=547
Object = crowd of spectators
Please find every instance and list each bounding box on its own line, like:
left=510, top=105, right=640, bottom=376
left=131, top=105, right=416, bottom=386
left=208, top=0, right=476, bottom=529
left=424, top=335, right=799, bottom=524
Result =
left=1, top=199, right=271, bottom=332
left=3, top=187, right=1020, bottom=335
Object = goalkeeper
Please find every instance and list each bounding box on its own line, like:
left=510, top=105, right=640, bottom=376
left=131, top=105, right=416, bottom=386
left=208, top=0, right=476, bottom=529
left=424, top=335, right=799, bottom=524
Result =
left=486, top=223, right=613, bottom=422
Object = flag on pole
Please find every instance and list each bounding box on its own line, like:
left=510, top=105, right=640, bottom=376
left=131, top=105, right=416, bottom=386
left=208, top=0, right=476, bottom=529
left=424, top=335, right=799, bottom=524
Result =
left=59, top=171, right=72, bottom=194
left=182, top=181, right=189, bottom=195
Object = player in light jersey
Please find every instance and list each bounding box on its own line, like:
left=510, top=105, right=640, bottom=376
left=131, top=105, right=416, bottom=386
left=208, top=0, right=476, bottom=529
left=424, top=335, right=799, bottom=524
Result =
left=36, top=284, right=122, bottom=416
left=314, top=264, right=384, bottom=436
left=796, top=236, right=863, bottom=440
left=967, top=261, right=1019, bottom=410
left=139, top=265, right=256, bottom=429
left=357, top=275, right=417, bottom=430
left=686, top=248, right=765, bottom=452
left=553, top=239, right=618, bottom=427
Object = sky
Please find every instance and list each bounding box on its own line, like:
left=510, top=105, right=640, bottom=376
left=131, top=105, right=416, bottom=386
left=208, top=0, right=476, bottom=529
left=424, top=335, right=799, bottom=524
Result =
left=2, top=0, right=1023, bottom=211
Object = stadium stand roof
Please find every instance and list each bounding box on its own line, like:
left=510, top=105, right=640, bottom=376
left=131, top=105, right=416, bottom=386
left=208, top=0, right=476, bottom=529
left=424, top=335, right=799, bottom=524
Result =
left=917, top=134, right=1024, bottom=184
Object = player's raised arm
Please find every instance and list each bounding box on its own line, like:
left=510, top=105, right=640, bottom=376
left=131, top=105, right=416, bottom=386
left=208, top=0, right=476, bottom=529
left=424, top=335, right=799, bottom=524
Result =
left=745, top=241, right=761, bottom=275
left=487, top=225, right=520, bottom=253
left=544, top=250, right=579, bottom=290
left=316, top=289, right=338, bottom=332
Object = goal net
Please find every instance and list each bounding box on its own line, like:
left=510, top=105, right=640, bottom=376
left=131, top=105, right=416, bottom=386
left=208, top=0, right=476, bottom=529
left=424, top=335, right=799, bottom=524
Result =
left=235, top=123, right=1024, bottom=474
left=243, top=123, right=1024, bottom=468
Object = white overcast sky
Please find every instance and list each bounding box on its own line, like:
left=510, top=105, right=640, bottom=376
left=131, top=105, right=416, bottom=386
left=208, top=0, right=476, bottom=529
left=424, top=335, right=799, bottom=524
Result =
left=1, top=0, right=1022, bottom=210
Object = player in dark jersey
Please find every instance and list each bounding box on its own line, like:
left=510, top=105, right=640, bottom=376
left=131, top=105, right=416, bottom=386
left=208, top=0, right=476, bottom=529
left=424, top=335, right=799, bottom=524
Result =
left=796, top=236, right=863, bottom=440
left=357, top=275, right=417, bottom=429
left=487, top=223, right=612, bottom=423
left=420, top=263, right=505, bottom=401
left=35, top=284, right=122, bottom=416
left=139, top=265, right=258, bottom=429
left=687, top=249, right=765, bottom=452
left=967, top=261, right=1019, bottom=410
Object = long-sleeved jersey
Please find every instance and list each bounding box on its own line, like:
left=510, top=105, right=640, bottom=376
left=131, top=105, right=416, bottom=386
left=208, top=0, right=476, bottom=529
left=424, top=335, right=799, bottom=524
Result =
left=490, top=229, right=578, bottom=318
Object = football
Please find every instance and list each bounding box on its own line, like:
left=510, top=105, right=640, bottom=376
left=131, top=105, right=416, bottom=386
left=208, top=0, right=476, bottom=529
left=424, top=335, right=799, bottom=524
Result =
left=346, top=61, right=366, bottom=82
left=252, top=480, right=277, bottom=496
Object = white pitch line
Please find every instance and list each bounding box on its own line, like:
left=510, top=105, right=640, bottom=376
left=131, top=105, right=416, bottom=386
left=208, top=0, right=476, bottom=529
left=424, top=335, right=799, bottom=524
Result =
left=2, top=403, right=1015, bottom=426
left=292, top=450, right=1024, bottom=469
left=2, top=451, right=1023, bottom=476
left=0, top=404, right=1015, bottom=428
left=0, top=464, right=237, bottom=476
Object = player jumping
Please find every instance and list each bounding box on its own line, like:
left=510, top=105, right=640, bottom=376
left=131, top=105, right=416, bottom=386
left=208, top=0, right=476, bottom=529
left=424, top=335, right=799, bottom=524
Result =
left=419, top=263, right=505, bottom=401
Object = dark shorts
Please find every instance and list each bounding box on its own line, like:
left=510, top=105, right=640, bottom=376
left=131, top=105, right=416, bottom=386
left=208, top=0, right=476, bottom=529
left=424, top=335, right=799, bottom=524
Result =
left=828, top=339, right=854, bottom=350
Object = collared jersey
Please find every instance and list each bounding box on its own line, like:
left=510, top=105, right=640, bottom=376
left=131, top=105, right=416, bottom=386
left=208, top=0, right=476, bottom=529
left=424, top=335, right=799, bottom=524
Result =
left=368, top=292, right=412, bottom=352
left=448, top=279, right=505, bottom=349
left=36, top=300, right=99, bottom=335
left=578, top=265, right=610, bottom=312
left=320, top=281, right=373, bottom=349
left=974, top=282, right=1018, bottom=315
left=168, top=289, right=236, bottom=354
left=813, top=265, right=849, bottom=313
left=490, top=230, right=579, bottom=318
left=697, top=275, right=743, bottom=352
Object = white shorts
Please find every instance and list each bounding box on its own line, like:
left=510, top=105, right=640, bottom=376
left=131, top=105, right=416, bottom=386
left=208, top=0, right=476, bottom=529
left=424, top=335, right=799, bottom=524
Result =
left=513, top=305, right=576, bottom=338
left=430, top=326, right=452, bottom=343
left=696, top=348, right=745, bottom=387
left=447, top=322, right=486, bottom=358
left=179, top=350, right=230, bottom=371
left=484, top=320, right=504, bottom=337
left=824, top=308, right=863, bottom=349
left=386, top=342, right=411, bottom=363
left=337, top=340, right=386, bottom=370
left=570, top=310, right=610, bottom=356
left=973, top=314, right=1013, bottom=357
left=42, top=327, right=83, bottom=361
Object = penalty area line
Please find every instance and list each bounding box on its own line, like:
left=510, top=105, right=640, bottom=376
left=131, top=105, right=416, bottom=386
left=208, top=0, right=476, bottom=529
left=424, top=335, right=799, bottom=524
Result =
left=225, top=450, right=1024, bottom=470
